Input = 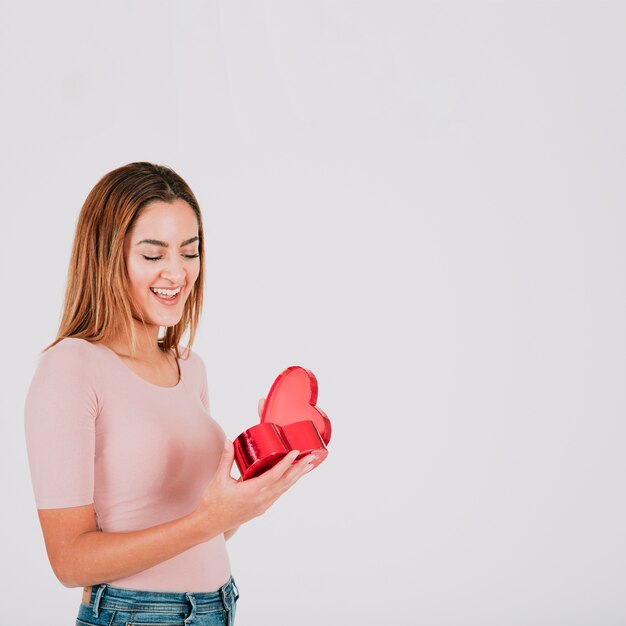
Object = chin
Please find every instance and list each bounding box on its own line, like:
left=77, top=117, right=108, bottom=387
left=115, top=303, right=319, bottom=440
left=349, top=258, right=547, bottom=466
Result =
left=141, top=308, right=185, bottom=329
left=157, top=315, right=185, bottom=328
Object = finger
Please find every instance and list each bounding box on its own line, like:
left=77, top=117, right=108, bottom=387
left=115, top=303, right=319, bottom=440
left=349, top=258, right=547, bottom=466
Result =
left=216, top=438, right=235, bottom=479
left=257, top=397, right=266, bottom=418
left=263, top=454, right=317, bottom=498
left=282, top=453, right=318, bottom=481
left=260, top=451, right=318, bottom=490
left=249, top=449, right=300, bottom=487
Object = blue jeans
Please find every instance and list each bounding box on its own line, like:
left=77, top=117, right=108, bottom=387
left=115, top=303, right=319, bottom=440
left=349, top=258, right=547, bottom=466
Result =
left=76, top=577, right=239, bottom=626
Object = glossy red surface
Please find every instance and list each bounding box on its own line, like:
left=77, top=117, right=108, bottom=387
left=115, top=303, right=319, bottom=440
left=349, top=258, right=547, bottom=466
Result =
left=261, top=366, right=332, bottom=445
left=233, top=366, right=331, bottom=480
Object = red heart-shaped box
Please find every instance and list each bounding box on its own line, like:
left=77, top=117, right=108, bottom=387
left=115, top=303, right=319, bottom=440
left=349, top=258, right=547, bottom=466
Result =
left=233, top=366, right=331, bottom=480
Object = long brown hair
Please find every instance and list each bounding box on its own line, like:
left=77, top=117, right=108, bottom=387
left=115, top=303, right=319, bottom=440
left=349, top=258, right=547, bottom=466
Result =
left=49, top=162, right=204, bottom=356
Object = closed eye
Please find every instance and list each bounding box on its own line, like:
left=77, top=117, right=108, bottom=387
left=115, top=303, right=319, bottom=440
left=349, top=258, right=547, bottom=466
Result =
left=142, top=254, right=199, bottom=261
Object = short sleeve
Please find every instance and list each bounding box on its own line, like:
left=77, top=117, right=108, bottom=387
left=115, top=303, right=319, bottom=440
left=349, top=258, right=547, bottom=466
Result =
left=24, top=338, right=100, bottom=509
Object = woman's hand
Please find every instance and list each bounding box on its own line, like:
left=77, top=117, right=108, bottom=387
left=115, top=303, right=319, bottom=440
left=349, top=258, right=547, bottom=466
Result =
left=223, top=397, right=266, bottom=541
left=36, top=396, right=310, bottom=587
left=37, top=438, right=314, bottom=587
left=193, top=437, right=315, bottom=544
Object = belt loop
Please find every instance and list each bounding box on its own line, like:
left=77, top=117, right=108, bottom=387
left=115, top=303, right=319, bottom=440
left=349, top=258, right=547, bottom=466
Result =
left=184, top=592, right=197, bottom=624
left=92, top=584, right=106, bottom=618
left=220, top=582, right=232, bottom=626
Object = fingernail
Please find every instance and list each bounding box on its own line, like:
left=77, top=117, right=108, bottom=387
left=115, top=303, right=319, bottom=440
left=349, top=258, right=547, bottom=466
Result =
left=304, top=464, right=315, bottom=473
left=290, top=450, right=301, bottom=459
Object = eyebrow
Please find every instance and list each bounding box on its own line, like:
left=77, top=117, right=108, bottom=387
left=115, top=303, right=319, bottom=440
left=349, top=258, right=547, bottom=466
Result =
left=136, top=236, right=199, bottom=248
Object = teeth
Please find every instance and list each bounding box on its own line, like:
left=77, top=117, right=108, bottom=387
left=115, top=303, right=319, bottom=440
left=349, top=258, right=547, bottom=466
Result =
left=151, top=287, right=181, bottom=297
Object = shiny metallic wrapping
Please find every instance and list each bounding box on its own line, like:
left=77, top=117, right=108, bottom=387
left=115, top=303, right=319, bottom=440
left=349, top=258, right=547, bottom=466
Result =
left=234, top=366, right=331, bottom=480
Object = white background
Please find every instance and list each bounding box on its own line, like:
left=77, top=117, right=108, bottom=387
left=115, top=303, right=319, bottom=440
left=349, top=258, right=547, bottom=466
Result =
left=2, top=2, right=625, bottom=625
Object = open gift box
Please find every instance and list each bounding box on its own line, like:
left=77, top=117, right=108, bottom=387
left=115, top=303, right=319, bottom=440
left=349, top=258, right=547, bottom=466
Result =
left=233, top=366, right=332, bottom=480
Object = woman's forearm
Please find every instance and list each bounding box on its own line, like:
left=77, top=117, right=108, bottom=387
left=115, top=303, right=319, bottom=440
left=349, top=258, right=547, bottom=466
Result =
left=224, top=526, right=240, bottom=541
left=42, top=508, right=216, bottom=588
left=40, top=446, right=312, bottom=588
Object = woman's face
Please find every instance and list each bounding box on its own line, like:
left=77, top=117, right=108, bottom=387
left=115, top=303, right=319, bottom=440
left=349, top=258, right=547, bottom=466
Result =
left=124, top=199, right=201, bottom=329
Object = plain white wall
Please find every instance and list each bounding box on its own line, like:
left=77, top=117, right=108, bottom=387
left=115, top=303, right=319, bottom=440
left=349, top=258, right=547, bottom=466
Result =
left=2, top=2, right=625, bottom=624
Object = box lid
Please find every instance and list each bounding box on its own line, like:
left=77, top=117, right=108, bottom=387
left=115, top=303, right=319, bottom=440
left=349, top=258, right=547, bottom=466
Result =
left=261, top=366, right=331, bottom=445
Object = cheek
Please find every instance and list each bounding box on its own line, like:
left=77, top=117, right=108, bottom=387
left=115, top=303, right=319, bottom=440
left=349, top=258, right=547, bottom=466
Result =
left=126, top=259, right=155, bottom=295
left=187, top=261, right=201, bottom=286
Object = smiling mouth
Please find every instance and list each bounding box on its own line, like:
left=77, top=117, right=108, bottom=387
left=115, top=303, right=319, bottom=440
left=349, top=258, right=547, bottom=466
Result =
left=150, top=286, right=182, bottom=302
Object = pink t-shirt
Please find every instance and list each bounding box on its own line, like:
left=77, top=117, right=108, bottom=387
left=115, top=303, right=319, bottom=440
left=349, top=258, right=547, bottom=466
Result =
left=24, top=337, right=231, bottom=592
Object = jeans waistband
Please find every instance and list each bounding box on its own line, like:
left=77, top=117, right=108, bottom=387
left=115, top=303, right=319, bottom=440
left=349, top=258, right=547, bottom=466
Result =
left=86, top=576, right=239, bottom=620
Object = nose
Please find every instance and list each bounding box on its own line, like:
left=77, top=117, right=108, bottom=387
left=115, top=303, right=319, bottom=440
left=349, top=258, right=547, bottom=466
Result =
left=160, top=253, right=185, bottom=284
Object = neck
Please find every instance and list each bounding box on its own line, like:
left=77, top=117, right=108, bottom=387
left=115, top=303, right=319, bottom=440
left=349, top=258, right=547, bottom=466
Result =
left=106, top=319, right=165, bottom=359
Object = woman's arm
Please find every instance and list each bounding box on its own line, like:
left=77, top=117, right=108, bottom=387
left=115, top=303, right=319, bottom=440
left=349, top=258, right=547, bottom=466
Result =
left=224, top=527, right=239, bottom=541
left=39, top=503, right=204, bottom=587
left=38, top=442, right=313, bottom=587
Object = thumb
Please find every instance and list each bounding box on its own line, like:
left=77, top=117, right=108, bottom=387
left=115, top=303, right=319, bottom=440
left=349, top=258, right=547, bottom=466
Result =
left=217, top=437, right=235, bottom=478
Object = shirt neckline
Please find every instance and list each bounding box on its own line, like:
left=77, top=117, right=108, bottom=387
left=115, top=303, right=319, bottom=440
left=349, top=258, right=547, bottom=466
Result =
left=92, top=340, right=183, bottom=390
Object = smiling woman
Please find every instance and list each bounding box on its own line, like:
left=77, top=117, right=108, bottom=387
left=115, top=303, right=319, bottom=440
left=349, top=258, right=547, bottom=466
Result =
left=51, top=163, right=205, bottom=358
left=23, top=162, right=315, bottom=626
left=125, top=200, right=201, bottom=336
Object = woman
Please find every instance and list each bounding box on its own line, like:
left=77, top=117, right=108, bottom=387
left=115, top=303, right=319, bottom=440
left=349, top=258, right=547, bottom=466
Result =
left=24, top=162, right=314, bottom=626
